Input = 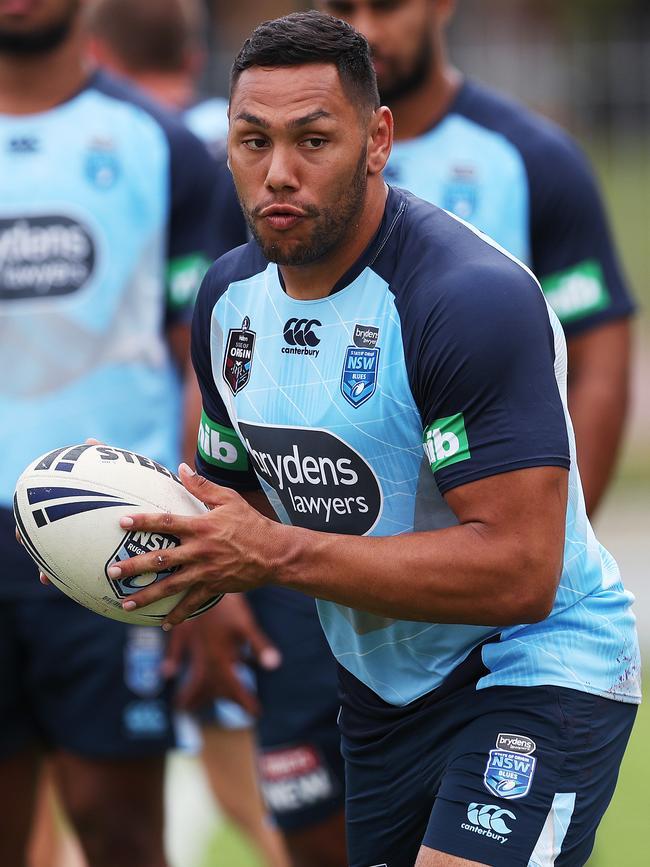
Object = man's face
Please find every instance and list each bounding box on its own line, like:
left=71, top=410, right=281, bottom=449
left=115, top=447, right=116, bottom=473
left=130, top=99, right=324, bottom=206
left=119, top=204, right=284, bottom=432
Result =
left=228, top=63, right=370, bottom=267
left=0, top=0, right=81, bottom=55
left=318, top=0, right=435, bottom=102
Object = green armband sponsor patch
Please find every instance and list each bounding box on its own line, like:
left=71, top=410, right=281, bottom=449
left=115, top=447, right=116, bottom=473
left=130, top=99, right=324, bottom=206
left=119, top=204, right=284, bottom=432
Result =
left=197, top=411, right=249, bottom=471
left=167, top=253, right=211, bottom=310
left=423, top=413, right=471, bottom=471
left=541, top=259, right=610, bottom=324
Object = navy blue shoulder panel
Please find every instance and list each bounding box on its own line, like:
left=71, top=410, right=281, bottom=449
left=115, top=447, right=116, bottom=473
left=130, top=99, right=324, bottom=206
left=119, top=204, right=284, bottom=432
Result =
left=373, top=189, right=570, bottom=493
left=191, top=242, right=268, bottom=490
left=92, top=70, right=222, bottom=261
left=454, top=80, right=635, bottom=336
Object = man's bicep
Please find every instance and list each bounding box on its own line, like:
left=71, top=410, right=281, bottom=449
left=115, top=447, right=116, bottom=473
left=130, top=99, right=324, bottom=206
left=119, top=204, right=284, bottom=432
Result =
left=444, top=465, right=568, bottom=530
left=443, top=466, right=568, bottom=601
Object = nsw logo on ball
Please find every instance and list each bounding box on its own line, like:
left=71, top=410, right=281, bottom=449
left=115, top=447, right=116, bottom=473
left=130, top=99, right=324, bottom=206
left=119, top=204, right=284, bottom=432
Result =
left=105, top=530, right=180, bottom=599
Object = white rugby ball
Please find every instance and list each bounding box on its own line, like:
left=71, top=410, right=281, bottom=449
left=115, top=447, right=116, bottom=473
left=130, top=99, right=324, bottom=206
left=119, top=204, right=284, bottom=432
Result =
left=13, top=443, right=222, bottom=625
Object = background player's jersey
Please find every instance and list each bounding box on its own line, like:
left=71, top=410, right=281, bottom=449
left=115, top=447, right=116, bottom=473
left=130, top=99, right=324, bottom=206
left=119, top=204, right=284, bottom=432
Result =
left=386, top=79, right=635, bottom=336
left=0, top=71, right=219, bottom=597
left=184, top=96, right=229, bottom=145
left=193, top=187, right=641, bottom=708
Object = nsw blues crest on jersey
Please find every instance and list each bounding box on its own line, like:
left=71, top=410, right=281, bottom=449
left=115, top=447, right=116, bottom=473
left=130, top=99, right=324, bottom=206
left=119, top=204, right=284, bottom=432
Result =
left=340, top=323, right=380, bottom=408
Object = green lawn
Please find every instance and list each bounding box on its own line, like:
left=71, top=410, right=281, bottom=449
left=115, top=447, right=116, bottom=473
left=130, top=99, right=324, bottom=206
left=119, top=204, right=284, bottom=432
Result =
left=201, top=822, right=264, bottom=867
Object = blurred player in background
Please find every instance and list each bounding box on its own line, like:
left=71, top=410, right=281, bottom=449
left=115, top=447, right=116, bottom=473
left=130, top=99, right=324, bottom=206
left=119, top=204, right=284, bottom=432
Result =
left=0, top=0, right=225, bottom=864
left=318, top=0, right=636, bottom=517
left=86, top=0, right=204, bottom=112
left=85, top=3, right=290, bottom=866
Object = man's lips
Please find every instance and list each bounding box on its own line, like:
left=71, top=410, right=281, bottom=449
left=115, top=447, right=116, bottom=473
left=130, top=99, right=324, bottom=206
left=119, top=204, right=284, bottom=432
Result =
left=257, top=204, right=309, bottom=231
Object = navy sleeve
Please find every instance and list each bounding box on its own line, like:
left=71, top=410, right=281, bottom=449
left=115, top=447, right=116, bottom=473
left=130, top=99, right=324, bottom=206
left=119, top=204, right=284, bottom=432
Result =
left=409, top=258, right=570, bottom=494
left=525, top=129, right=635, bottom=337
left=191, top=262, right=261, bottom=492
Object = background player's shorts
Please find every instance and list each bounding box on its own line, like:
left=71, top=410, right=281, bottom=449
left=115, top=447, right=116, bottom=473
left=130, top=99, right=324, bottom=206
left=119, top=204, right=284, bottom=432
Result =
left=257, top=727, right=345, bottom=833
left=198, top=663, right=256, bottom=731
left=0, top=595, right=178, bottom=759
left=340, top=671, right=636, bottom=867
left=249, top=586, right=345, bottom=832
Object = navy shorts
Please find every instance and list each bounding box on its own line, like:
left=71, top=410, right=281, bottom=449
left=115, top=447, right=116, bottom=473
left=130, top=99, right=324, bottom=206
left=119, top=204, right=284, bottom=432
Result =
left=339, top=666, right=637, bottom=867
left=0, top=595, right=177, bottom=759
left=249, top=586, right=345, bottom=832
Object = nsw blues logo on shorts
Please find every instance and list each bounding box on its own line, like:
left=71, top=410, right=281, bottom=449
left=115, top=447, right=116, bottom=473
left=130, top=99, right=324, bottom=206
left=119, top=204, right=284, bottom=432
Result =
left=483, top=732, right=537, bottom=800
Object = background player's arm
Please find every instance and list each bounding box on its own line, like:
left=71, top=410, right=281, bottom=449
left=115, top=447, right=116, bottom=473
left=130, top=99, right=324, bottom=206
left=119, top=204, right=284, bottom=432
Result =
left=528, top=130, right=635, bottom=515
left=566, top=319, right=631, bottom=513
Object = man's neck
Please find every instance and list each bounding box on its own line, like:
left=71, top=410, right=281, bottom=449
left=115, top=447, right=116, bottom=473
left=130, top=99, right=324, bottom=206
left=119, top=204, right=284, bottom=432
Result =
left=0, top=26, right=88, bottom=115
left=279, top=180, right=388, bottom=301
left=390, top=62, right=462, bottom=141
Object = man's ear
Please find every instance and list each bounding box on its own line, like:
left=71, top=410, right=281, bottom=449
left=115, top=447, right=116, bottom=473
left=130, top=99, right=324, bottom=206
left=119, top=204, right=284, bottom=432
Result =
left=367, top=106, right=393, bottom=176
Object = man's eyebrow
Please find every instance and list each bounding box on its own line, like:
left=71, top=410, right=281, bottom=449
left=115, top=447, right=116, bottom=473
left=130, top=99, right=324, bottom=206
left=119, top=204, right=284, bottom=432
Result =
left=233, top=111, right=270, bottom=129
left=287, top=110, right=333, bottom=129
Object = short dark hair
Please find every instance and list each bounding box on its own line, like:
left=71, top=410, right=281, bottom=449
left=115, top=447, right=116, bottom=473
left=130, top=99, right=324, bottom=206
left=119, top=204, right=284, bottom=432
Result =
left=230, top=11, right=380, bottom=113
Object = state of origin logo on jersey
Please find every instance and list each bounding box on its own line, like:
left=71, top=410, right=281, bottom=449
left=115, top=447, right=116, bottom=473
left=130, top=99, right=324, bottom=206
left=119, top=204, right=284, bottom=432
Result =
left=223, top=316, right=256, bottom=395
left=340, top=323, right=380, bottom=408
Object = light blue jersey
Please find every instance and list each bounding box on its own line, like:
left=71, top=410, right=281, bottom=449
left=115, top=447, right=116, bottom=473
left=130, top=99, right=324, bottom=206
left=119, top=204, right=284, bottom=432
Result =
left=0, top=71, right=219, bottom=597
left=193, top=188, right=641, bottom=708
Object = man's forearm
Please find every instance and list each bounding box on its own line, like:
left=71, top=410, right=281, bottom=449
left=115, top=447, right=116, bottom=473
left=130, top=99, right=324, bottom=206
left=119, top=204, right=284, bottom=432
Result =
left=269, top=468, right=566, bottom=627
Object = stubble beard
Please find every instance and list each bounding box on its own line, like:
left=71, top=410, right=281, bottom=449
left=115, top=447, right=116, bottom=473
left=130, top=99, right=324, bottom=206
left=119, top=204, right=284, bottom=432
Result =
left=376, top=31, right=433, bottom=104
left=0, top=1, right=79, bottom=56
left=244, top=146, right=369, bottom=267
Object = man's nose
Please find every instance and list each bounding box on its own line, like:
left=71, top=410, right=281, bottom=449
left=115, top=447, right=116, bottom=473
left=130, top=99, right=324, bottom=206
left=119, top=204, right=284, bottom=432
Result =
left=264, top=143, right=299, bottom=192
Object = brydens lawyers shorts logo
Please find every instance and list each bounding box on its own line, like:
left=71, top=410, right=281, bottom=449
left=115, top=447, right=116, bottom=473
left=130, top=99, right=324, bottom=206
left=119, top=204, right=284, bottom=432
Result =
left=484, top=732, right=537, bottom=800
left=282, top=317, right=321, bottom=357
left=223, top=316, right=256, bottom=395
left=341, top=323, right=380, bottom=408
left=239, top=421, right=382, bottom=534
left=0, top=215, right=96, bottom=301
left=462, top=803, right=516, bottom=845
